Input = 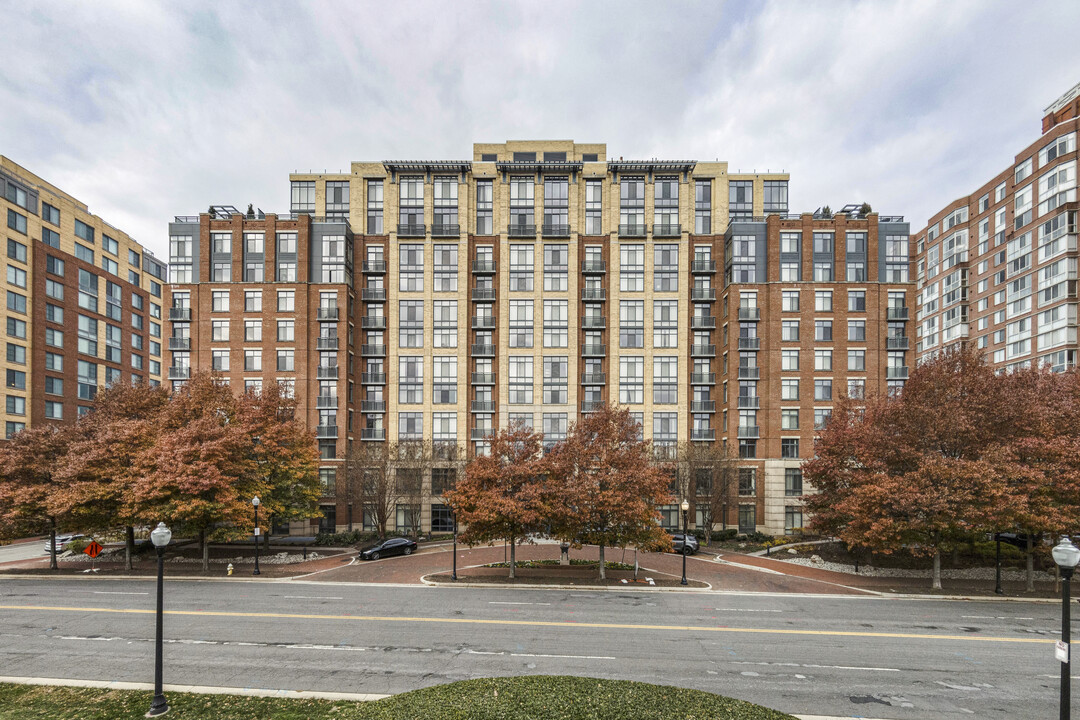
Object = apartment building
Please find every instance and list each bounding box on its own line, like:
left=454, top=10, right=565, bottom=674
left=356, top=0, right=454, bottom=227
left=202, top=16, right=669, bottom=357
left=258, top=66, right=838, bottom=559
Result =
left=1, top=156, right=166, bottom=438
left=914, top=83, right=1080, bottom=371
left=169, top=140, right=907, bottom=535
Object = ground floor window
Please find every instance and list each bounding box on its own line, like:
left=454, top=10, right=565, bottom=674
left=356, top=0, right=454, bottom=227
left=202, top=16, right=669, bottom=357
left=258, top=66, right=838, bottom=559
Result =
left=785, top=506, right=804, bottom=535
left=318, top=505, right=337, bottom=534
left=431, top=503, right=454, bottom=533
left=738, top=503, right=756, bottom=534
left=362, top=504, right=377, bottom=532
left=396, top=503, right=420, bottom=534
left=658, top=504, right=679, bottom=530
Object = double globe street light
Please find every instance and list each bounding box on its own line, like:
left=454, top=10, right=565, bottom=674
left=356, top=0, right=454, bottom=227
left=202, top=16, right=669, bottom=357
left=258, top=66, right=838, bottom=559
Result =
left=680, top=499, right=690, bottom=586
left=252, top=496, right=261, bottom=576
left=147, top=522, right=172, bottom=718
left=1052, top=535, right=1080, bottom=720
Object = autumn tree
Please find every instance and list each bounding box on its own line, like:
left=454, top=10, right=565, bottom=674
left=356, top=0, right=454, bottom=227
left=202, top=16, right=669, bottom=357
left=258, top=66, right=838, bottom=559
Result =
left=548, top=405, right=673, bottom=579
left=679, top=440, right=738, bottom=542
left=345, top=440, right=396, bottom=538
left=0, top=425, right=72, bottom=569
left=447, top=422, right=547, bottom=579
left=395, top=440, right=433, bottom=539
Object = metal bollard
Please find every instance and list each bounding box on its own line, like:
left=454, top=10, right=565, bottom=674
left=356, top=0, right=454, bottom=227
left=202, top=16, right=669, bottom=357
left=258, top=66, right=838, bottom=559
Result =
left=303, top=546, right=308, bottom=560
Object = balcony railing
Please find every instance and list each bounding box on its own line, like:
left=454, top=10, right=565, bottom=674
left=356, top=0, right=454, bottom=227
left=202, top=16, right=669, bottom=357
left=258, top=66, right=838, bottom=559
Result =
left=691, top=429, right=716, bottom=442
left=738, top=307, right=760, bottom=321
left=581, top=260, right=607, bottom=274
left=470, top=428, right=493, bottom=440
left=361, top=316, right=386, bottom=330
left=169, top=308, right=192, bottom=321
left=361, top=372, right=386, bottom=385
left=691, top=288, right=716, bottom=302
left=737, top=425, right=760, bottom=439
left=581, top=372, right=606, bottom=385
left=886, top=366, right=910, bottom=379
left=582, top=316, right=606, bottom=329
left=316, top=425, right=338, bottom=439
left=690, top=316, right=715, bottom=330
left=581, top=401, right=603, bottom=413
left=542, top=224, right=570, bottom=237
left=471, top=372, right=495, bottom=384
left=168, top=366, right=190, bottom=380
left=581, top=344, right=606, bottom=357
left=738, top=366, right=760, bottom=379
left=317, top=307, right=340, bottom=321
left=691, top=344, right=716, bottom=357
left=472, top=260, right=496, bottom=274
left=168, top=337, right=190, bottom=351
left=737, top=396, right=760, bottom=409
left=472, top=401, right=496, bottom=413
left=472, top=315, right=496, bottom=329
left=508, top=224, right=536, bottom=237
left=361, top=288, right=386, bottom=302
left=360, top=401, right=386, bottom=413
left=692, top=401, right=716, bottom=413
left=362, top=260, right=386, bottom=274
left=317, top=366, right=340, bottom=379
left=738, top=337, right=760, bottom=350
left=886, top=337, right=910, bottom=350
left=582, top=288, right=607, bottom=301
left=691, top=372, right=715, bottom=385
left=361, top=428, right=386, bottom=441
left=887, top=307, right=909, bottom=321
left=361, top=344, right=385, bottom=357
left=653, top=223, right=681, bottom=237
left=619, top=224, right=646, bottom=237
left=472, top=288, right=496, bottom=301
left=431, top=223, right=460, bottom=237
left=316, top=395, right=338, bottom=409
left=397, top=223, right=426, bottom=237
left=471, top=343, right=496, bottom=356
left=317, top=337, right=339, bottom=351
left=691, top=259, right=716, bottom=274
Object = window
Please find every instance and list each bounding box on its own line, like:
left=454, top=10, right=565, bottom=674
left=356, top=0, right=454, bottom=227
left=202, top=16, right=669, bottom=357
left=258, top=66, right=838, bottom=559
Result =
left=729, top=181, right=752, bottom=219
left=509, top=357, right=533, bottom=404
left=291, top=180, right=315, bottom=212
left=75, top=243, right=94, bottom=263
left=509, top=177, right=534, bottom=232
left=399, top=300, right=423, bottom=348
left=815, top=290, right=832, bottom=312
left=848, top=349, right=866, bottom=372
left=620, top=177, right=645, bottom=232
left=542, top=413, right=568, bottom=448
left=848, top=290, right=866, bottom=312
left=848, top=378, right=866, bottom=399
left=509, top=244, right=534, bottom=291
left=763, top=180, right=788, bottom=213
left=543, top=177, right=569, bottom=234
left=77, top=361, right=97, bottom=400
left=619, top=356, right=644, bottom=404
left=781, top=438, right=799, bottom=459
left=814, top=408, right=832, bottom=430
left=509, top=300, right=534, bottom=348
left=6, top=395, right=25, bottom=416
left=433, top=300, right=457, bottom=348
left=45, top=353, right=62, bottom=371
left=781, top=408, right=799, bottom=430
left=884, top=235, right=910, bottom=282
left=6, top=317, right=25, bottom=339
left=244, top=290, right=262, bottom=312
left=654, top=300, right=678, bottom=348
left=7, top=210, right=26, bottom=234
left=782, top=290, right=799, bottom=312
left=367, top=180, right=384, bottom=233
left=785, top=506, right=804, bottom=535
left=620, top=300, right=644, bottom=348
left=814, top=379, right=832, bottom=401
left=739, top=468, right=756, bottom=496
left=7, top=239, right=26, bottom=264
left=45, top=377, right=63, bottom=396
left=244, top=319, right=262, bottom=342
left=731, top=234, right=756, bottom=282
left=212, top=349, right=230, bottom=372
left=781, top=320, right=799, bottom=341
left=397, top=356, right=423, bottom=404
left=45, top=328, right=63, bottom=348
left=433, top=244, right=458, bottom=292
left=694, top=180, right=712, bottom=233
left=814, top=320, right=832, bottom=342
left=654, top=244, right=678, bottom=291
left=399, top=244, right=424, bottom=292
left=433, top=356, right=457, bottom=404
left=542, top=356, right=568, bottom=404
left=543, top=299, right=567, bottom=348
left=277, top=320, right=294, bottom=342
left=781, top=349, right=799, bottom=371
left=43, top=228, right=60, bottom=248
left=277, top=349, right=294, bottom=372
left=212, top=291, right=230, bottom=312
left=6, top=265, right=26, bottom=289
left=585, top=180, right=602, bottom=234
left=781, top=378, right=799, bottom=400
left=6, top=369, right=26, bottom=390
left=244, top=349, right=262, bottom=372
left=814, top=349, right=832, bottom=371
left=620, top=244, right=644, bottom=291
left=6, top=343, right=25, bottom=365
left=475, top=180, right=493, bottom=234
left=653, top=357, right=678, bottom=404
left=7, top=291, right=26, bottom=314
left=42, top=202, right=59, bottom=225
left=102, top=234, right=118, bottom=255
left=543, top=244, right=568, bottom=291
left=326, top=181, right=349, bottom=218
left=848, top=320, right=866, bottom=342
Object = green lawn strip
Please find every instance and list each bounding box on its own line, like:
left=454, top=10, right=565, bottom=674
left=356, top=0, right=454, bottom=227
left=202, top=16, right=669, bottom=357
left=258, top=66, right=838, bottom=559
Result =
left=0, top=676, right=796, bottom=720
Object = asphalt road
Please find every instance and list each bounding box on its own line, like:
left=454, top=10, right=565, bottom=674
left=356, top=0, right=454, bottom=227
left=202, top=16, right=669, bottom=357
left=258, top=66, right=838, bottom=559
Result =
left=0, top=575, right=1068, bottom=719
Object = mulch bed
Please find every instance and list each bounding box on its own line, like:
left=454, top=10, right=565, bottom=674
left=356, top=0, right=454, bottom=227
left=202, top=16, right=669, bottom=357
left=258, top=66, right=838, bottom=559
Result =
left=427, top=565, right=709, bottom=588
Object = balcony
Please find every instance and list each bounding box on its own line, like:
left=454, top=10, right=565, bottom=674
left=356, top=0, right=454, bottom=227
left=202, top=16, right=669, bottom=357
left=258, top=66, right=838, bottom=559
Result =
left=581, top=343, right=606, bottom=357
left=169, top=308, right=192, bottom=322
left=581, top=260, right=607, bottom=274
left=361, top=288, right=386, bottom=302
left=361, top=372, right=386, bottom=385
left=619, top=224, right=646, bottom=237
left=653, top=223, right=681, bottom=237
left=471, top=428, right=493, bottom=440
left=471, top=372, right=495, bottom=384
left=691, top=372, right=715, bottom=385
left=738, top=307, right=761, bottom=321
left=691, top=429, right=716, bottom=442
left=472, top=287, right=496, bottom=301
left=472, top=260, right=496, bottom=274
left=737, top=425, right=760, bottom=439
left=887, top=307, right=910, bottom=321
left=691, top=288, right=716, bottom=302
left=361, top=316, right=386, bottom=330
left=361, top=344, right=385, bottom=357
left=431, top=223, right=460, bottom=237
left=581, top=372, right=606, bottom=385
left=582, top=316, right=606, bottom=329
left=362, top=260, right=386, bottom=274
left=397, top=223, right=426, bottom=237
left=317, top=366, right=340, bottom=379
left=581, top=401, right=603, bottom=413
left=691, top=316, right=715, bottom=330
left=738, top=337, right=761, bottom=351
left=508, top=224, right=536, bottom=237
left=361, top=428, right=386, bottom=441
left=691, top=344, right=716, bottom=357
left=886, top=337, right=910, bottom=350
left=168, top=337, right=190, bottom=351
left=737, top=396, right=761, bottom=409
left=472, top=401, right=496, bottom=413
left=360, top=401, right=386, bottom=413
left=692, top=259, right=716, bottom=274
left=692, top=401, right=716, bottom=413
left=317, top=337, right=339, bottom=351
left=316, top=425, right=339, bottom=439
left=472, top=315, right=496, bottom=330
left=316, top=395, right=338, bottom=410
left=168, top=366, right=190, bottom=380
left=542, top=224, right=570, bottom=237
left=886, top=366, right=910, bottom=379
left=738, top=366, right=760, bottom=380
left=582, top=288, right=607, bottom=301
left=317, top=307, right=340, bottom=321
left=471, top=343, right=496, bottom=356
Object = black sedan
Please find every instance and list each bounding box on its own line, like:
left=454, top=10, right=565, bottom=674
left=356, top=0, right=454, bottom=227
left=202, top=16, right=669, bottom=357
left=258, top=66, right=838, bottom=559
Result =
left=670, top=533, right=700, bottom=555
left=359, top=537, right=417, bottom=560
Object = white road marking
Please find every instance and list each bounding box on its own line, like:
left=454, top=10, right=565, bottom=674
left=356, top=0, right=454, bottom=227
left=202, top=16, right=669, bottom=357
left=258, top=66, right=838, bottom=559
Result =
left=962, top=615, right=1034, bottom=620
left=488, top=601, right=551, bottom=606
left=716, top=608, right=782, bottom=613
left=731, top=661, right=901, bottom=672
left=71, top=591, right=149, bottom=596
left=282, top=596, right=343, bottom=600
left=461, top=649, right=614, bottom=660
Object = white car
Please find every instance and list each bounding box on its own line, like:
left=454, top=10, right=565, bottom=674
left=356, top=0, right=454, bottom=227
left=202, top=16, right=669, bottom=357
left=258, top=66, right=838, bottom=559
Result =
left=42, top=534, right=84, bottom=554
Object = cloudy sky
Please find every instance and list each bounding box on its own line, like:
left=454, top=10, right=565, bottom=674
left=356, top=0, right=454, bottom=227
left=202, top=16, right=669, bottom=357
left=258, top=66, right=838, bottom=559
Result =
left=2, top=0, right=1078, bottom=258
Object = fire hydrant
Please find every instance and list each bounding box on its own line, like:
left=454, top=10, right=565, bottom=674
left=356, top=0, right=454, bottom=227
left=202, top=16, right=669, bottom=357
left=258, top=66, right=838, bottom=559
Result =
left=227, top=563, right=234, bottom=576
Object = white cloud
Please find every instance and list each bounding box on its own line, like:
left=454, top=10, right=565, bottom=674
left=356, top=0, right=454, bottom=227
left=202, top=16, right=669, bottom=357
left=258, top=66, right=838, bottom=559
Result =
left=0, top=0, right=1076, bottom=257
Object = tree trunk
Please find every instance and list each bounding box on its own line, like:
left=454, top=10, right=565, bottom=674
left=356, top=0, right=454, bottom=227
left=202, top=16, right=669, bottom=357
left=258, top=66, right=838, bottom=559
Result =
left=634, top=548, right=639, bottom=580
left=598, top=544, right=606, bottom=580
left=1026, top=535, right=1034, bottom=593
left=932, top=549, right=942, bottom=590
left=509, top=533, right=516, bottom=579
left=49, top=517, right=58, bottom=571
left=125, top=525, right=135, bottom=571
left=200, top=528, right=209, bottom=573
left=951, top=546, right=960, bottom=567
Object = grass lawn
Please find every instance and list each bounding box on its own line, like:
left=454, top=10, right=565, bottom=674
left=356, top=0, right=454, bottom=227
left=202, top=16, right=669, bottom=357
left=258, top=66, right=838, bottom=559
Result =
left=0, top=676, right=796, bottom=719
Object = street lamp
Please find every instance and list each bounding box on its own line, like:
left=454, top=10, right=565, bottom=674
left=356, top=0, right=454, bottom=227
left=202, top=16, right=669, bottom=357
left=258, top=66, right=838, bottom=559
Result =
left=147, top=522, right=172, bottom=718
left=252, top=496, right=261, bottom=576
left=451, top=508, right=458, bottom=581
left=1053, top=535, right=1080, bottom=720
left=680, top=499, right=690, bottom=586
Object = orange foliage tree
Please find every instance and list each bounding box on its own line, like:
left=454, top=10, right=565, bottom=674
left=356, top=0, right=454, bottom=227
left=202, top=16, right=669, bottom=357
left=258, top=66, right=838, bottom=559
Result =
left=0, top=424, right=72, bottom=569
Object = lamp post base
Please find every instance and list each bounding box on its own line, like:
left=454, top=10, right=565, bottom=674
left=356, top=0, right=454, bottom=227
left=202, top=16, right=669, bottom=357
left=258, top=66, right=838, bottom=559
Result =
left=146, top=694, right=169, bottom=717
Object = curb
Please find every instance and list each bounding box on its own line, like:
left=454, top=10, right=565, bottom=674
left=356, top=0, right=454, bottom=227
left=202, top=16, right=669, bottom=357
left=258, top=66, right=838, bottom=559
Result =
left=0, top=675, right=389, bottom=702
left=419, top=576, right=715, bottom=592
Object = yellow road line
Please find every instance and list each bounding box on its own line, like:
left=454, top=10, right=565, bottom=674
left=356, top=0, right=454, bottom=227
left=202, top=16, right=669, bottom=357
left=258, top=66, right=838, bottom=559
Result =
left=0, top=604, right=1052, bottom=645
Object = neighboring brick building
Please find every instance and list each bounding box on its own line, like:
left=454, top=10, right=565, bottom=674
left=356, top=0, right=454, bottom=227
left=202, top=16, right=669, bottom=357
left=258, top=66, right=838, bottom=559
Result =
left=1, top=156, right=166, bottom=438
left=168, top=140, right=909, bottom=536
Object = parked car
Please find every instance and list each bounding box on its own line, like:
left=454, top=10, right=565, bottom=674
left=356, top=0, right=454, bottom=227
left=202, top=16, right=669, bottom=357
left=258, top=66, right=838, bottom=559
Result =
left=669, top=533, right=699, bottom=556
left=359, top=537, right=417, bottom=560
left=42, top=534, right=84, bottom=554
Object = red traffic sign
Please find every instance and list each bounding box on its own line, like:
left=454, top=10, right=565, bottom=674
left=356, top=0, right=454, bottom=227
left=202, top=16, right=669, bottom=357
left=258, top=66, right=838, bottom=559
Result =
left=83, top=541, right=104, bottom=559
